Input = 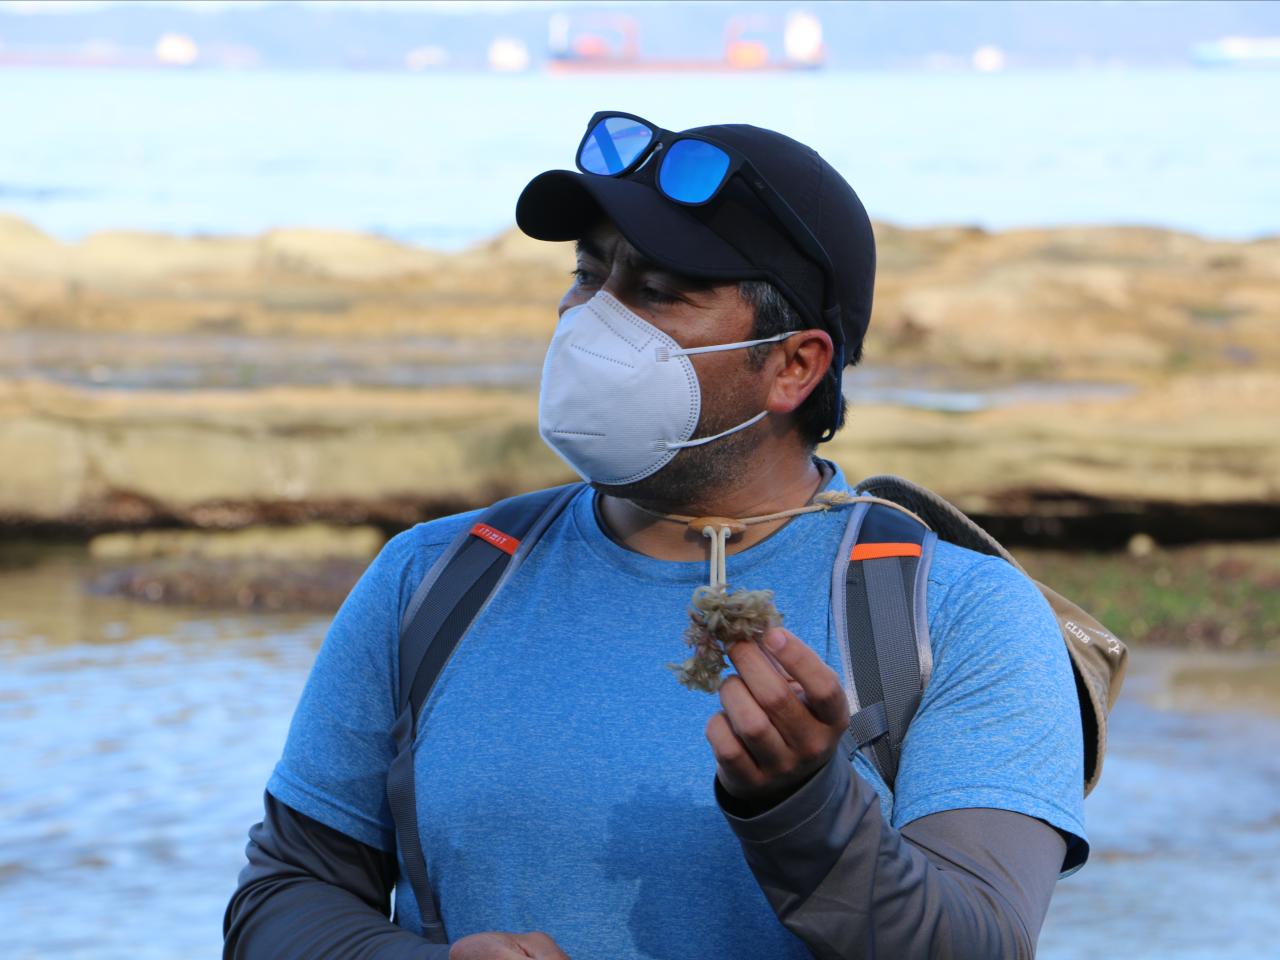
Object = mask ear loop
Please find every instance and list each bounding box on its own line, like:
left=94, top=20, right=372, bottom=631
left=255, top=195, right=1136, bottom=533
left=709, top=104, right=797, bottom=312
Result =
left=658, top=329, right=797, bottom=361
left=660, top=410, right=769, bottom=451
left=654, top=329, right=799, bottom=451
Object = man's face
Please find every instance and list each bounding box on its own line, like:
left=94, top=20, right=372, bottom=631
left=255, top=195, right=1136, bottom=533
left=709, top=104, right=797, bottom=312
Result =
left=559, top=221, right=772, bottom=505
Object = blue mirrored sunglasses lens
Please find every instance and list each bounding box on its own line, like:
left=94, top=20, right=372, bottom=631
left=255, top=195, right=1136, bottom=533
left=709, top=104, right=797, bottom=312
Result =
left=579, top=117, right=653, bottom=175
left=658, top=139, right=731, bottom=203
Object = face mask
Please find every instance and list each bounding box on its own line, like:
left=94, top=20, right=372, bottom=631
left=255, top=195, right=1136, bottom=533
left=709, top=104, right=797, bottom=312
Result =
left=537, top=290, right=795, bottom=486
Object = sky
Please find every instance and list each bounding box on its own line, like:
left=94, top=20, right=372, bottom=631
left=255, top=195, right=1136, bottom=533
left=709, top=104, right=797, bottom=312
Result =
left=0, top=0, right=1223, bottom=14
left=0, top=0, right=605, bottom=11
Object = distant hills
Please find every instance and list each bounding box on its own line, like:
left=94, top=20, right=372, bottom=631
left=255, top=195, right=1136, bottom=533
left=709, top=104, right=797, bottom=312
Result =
left=1, top=0, right=1278, bottom=71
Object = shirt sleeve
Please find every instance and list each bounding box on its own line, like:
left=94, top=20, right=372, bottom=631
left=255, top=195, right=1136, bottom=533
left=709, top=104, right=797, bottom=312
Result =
left=717, top=755, right=1067, bottom=959
left=224, top=792, right=448, bottom=959
left=265, top=527, right=443, bottom=852
left=893, top=553, right=1087, bottom=865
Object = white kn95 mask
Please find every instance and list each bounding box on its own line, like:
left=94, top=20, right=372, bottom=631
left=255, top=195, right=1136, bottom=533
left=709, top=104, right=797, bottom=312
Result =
left=537, top=290, right=796, bottom=486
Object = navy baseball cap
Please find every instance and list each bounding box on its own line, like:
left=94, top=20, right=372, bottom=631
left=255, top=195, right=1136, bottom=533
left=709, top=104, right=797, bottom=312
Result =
left=515, top=122, right=876, bottom=365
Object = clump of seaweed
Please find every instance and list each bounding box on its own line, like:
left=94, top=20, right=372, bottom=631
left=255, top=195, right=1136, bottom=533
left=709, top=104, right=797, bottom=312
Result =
left=669, top=585, right=783, bottom=692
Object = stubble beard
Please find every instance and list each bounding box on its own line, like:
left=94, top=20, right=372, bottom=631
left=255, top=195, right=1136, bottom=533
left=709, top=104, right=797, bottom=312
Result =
left=593, top=376, right=767, bottom=513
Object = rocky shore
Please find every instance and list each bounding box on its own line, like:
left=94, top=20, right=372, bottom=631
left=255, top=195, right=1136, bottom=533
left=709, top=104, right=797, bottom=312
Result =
left=2, top=373, right=1275, bottom=544
left=1, top=214, right=1277, bottom=542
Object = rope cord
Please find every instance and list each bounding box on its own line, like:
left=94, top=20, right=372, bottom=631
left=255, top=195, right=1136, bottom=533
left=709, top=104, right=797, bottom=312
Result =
left=702, top=524, right=730, bottom=588
left=629, top=490, right=929, bottom=591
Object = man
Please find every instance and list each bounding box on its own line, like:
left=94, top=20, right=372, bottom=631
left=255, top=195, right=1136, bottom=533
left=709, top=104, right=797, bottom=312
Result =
left=224, top=116, right=1086, bottom=959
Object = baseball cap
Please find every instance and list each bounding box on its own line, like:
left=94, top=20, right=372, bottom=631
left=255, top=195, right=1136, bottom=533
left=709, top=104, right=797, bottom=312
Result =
left=515, top=122, right=876, bottom=365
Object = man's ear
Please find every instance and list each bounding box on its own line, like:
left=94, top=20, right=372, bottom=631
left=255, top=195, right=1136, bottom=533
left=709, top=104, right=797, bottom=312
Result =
left=764, top=329, right=833, bottom=415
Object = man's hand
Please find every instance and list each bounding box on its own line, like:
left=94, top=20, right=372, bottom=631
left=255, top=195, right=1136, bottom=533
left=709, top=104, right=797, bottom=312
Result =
left=449, top=931, right=571, bottom=959
left=705, top=627, right=849, bottom=809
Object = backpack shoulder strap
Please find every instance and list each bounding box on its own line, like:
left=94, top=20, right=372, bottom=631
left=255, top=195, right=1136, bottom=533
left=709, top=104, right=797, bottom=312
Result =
left=386, top=482, right=582, bottom=939
left=834, top=497, right=937, bottom=791
left=854, top=473, right=1127, bottom=799
left=395, top=482, right=583, bottom=723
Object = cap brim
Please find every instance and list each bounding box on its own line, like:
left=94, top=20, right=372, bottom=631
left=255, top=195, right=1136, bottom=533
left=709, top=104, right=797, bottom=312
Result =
left=515, top=170, right=757, bottom=281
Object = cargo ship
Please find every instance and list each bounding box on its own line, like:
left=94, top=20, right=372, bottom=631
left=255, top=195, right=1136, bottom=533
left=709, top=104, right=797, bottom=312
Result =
left=545, top=10, right=824, bottom=73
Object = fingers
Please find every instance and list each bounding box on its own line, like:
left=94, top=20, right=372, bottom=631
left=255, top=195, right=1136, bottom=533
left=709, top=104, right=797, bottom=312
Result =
left=706, top=630, right=851, bottom=804
left=449, top=932, right=528, bottom=959
left=705, top=708, right=762, bottom=791
left=726, top=636, right=833, bottom=750
left=450, top=932, right=570, bottom=960
left=754, top=628, right=848, bottom=726
left=718, top=674, right=792, bottom=770
left=514, top=932, right=572, bottom=960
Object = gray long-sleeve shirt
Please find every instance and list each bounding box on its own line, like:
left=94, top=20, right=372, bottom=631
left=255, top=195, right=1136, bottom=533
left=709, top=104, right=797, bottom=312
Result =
left=717, top=753, right=1066, bottom=958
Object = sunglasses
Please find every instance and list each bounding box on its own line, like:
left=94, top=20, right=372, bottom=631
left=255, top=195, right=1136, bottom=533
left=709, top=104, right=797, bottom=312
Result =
left=574, top=111, right=842, bottom=351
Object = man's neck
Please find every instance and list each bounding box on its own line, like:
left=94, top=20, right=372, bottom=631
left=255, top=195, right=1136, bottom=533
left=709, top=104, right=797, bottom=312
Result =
left=596, top=452, right=830, bottom=563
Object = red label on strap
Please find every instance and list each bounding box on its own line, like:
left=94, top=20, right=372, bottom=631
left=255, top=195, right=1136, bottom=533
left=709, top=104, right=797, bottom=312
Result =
left=470, top=523, right=520, bottom=556
left=850, top=542, right=923, bottom=562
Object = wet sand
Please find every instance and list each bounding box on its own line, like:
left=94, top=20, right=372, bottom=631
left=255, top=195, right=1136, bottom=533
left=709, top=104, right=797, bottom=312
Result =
left=5, top=215, right=1278, bottom=383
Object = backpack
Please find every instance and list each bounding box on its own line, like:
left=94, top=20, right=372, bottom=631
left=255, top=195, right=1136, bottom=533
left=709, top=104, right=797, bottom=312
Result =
left=385, top=477, right=1127, bottom=939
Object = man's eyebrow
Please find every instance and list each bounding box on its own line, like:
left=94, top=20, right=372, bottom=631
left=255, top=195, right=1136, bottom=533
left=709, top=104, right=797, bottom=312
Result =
left=575, top=237, right=715, bottom=291
left=575, top=235, right=669, bottom=274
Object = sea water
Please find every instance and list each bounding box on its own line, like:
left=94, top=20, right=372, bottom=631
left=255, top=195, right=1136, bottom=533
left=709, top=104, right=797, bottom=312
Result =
left=1, top=67, right=1277, bottom=246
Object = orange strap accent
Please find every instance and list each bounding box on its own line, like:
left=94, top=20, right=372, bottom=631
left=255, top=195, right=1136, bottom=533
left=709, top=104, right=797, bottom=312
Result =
left=470, top=523, right=520, bottom=556
left=850, top=542, right=923, bottom=562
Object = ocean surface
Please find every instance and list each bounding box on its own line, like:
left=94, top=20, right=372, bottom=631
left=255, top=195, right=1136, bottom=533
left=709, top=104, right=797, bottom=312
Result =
left=2, top=67, right=1278, bottom=246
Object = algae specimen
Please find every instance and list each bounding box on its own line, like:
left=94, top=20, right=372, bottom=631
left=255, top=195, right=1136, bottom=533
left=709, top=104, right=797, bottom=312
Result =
left=669, top=585, right=783, bottom=692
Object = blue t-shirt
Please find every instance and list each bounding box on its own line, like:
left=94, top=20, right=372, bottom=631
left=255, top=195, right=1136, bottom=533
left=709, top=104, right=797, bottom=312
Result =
left=267, top=466, right=1085, bottom=959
